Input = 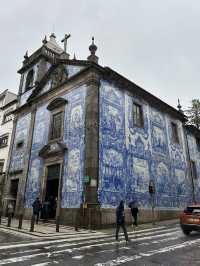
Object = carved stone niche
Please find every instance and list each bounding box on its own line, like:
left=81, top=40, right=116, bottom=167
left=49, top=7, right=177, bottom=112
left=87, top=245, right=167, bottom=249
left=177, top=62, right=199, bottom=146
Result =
left=39, top=141, right=67, bottom=159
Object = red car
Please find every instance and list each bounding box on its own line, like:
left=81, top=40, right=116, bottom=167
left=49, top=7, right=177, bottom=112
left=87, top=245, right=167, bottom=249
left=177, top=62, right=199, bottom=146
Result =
left=180, top=205, right=200, bottom=235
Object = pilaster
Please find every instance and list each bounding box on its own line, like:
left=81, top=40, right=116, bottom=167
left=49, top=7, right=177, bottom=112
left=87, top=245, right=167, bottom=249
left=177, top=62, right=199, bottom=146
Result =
left=2, top=115, right=18, bottom=214
left=84, top=71, right=100, bottom=206
left=15, top=105, right=37, bottom=215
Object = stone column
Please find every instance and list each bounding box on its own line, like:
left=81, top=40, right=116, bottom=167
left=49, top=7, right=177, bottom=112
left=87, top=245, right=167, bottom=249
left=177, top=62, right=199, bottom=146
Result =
left=15, top=105, right=37, bottom=216
left=84, top=71, right=101, bottom=228
left=2, top=115, right=18, bottom=215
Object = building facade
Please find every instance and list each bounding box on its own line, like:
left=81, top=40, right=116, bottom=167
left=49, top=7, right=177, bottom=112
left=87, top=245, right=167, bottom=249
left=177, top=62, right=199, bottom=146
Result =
left=0, top=90, right=17, bottom=205
left=3, top=34, right=200, bottom=226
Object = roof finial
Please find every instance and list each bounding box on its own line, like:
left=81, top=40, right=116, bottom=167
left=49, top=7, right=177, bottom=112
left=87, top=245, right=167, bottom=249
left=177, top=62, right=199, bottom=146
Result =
left=42, top=35, right=47, bottom=45
left=87, top=37, right=99, bottom=64
left=61, top=34, right=71, bottom=53
left=177, top=98, right=183, bottom=113
left=24, top=51, right=28, bottom=60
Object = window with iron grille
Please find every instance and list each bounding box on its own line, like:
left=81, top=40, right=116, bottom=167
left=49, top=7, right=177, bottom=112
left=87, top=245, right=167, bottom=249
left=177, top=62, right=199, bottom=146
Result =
left=0, top=135, right=8, bottom=148
left=25, top=69, right=34, bottom=91
left=191, top=160, right=197, bottom=179
left=50, top=112, right=63, bottom=140
left=133, top=102, right=144, bottom=128
left=171, top=122, right=179, bottom=144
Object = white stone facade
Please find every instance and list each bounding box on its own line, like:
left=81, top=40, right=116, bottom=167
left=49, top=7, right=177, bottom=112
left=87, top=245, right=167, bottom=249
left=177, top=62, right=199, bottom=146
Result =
left=0, top=90, right=17, bottom=173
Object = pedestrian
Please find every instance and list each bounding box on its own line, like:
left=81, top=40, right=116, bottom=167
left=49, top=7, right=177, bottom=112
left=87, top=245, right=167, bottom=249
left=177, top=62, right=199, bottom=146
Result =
left=7, top=201, right=14, bottom=217
left=128, top=201, right=139, bottom=227
left=116, top=200, right=129, bottom=242
left=32, top=197, right=42, bottom=224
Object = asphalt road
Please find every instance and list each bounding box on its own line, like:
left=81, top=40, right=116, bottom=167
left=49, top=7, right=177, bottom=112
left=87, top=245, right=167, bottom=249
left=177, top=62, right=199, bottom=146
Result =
left=0, top=223, right=200, bottom=265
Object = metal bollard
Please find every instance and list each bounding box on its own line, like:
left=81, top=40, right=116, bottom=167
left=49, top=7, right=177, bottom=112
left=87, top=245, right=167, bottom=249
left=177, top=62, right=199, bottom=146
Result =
left=30, top=215, right=35, bottom=232
left=56, top=216, right=60, bottom=232
left=7, top=214, right=12, bottom=227
left=18, top=214, right=23, bottom=229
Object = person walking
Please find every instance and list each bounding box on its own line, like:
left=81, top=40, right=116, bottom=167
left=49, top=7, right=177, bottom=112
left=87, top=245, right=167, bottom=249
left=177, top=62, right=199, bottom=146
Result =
left=32, top=197, right=42, bottom=224
left=129, top=201, right=139, bottom=227
left=116, top=200, right=129, bottom=242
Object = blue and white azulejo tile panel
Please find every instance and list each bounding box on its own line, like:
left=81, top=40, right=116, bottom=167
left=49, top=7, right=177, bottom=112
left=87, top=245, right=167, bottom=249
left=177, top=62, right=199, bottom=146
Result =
left=99, top=79, right=192, bottom=209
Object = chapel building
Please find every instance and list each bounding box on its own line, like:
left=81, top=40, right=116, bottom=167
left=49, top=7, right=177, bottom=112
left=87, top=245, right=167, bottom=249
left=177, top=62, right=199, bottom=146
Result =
left=3, top=33, right=200, bottom=226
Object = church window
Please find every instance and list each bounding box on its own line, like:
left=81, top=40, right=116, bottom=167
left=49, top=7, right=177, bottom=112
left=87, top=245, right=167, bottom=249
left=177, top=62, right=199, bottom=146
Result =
left=191, top=160, right=197, bottom=179
left=0, top=134, right=9, bottom=148
left=50, top=112, right=63, bottom=140
left=25, top=69, right=34, bottom=91
left=133, top=102, right=144, bottom=128
left=171, top=122, right=179, bottom=144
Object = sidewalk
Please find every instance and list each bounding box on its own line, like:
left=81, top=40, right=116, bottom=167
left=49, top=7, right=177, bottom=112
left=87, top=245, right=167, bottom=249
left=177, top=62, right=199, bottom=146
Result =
left=0, top=216, right=179, bottom=239
left=0, top=217, right=100, bottom=239
left=98, top=218, right=179, bottom=235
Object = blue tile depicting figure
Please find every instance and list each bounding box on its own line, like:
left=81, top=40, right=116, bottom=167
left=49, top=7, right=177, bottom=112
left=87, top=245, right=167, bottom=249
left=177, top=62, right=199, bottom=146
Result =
left=10, top=113, right=31, bottom=172
left=98, top=80, right=192, bottom=209
left=61, top=85, right=86, bottom=208
left=24, top=85, right=86, bottom=208
left=25, top=105, right=50, bottom=208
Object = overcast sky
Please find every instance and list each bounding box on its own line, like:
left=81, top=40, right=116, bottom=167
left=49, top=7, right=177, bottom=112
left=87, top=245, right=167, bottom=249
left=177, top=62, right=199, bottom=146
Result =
left=0, top=0, right=199, bottom=110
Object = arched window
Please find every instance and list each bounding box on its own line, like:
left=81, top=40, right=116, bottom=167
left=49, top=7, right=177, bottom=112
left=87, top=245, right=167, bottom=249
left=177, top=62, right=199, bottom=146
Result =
left=25, top=69, right=34, bottom=91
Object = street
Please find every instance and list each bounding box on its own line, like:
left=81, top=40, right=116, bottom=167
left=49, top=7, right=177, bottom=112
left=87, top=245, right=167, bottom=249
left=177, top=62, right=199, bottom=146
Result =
left=0, top=222, right=200, bottom=265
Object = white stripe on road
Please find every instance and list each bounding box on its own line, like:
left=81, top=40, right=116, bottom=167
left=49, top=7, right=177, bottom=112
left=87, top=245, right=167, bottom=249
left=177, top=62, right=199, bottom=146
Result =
left=138, top=236, right=180, bottom=246
left=94, top=238, right=200, bottom=266
left=30, top=263, right=51, bottom=266
left=51, top=227, right=179, bottom=250
left=0, top=225, right=168, bottom=251
left=0, top=229, right=181, bottom=265
left=53, top=231, right=180, bottom=254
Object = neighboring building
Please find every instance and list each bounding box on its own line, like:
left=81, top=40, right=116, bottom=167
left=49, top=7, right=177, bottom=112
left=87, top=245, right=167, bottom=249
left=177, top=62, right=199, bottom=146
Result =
left=3, top=33, right=200, bottom=226
left=0, top=90, right=17, bottom=204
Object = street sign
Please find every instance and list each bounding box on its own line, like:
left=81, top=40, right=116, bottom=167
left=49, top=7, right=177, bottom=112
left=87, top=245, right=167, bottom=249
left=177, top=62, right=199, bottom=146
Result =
left=84, top=176, right=91, bottom=184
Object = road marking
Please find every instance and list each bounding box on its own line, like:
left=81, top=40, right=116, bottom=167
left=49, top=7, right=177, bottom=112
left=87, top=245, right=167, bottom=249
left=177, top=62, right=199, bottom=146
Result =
left=0, top=225, right=171, bottom=251
left=0, top=227, right=180, bottom=265
left=50, top=228, right=179, bottom=250
left=30, top=263, right=51, bottom=266
left=94, top=238, right=200, bottom=266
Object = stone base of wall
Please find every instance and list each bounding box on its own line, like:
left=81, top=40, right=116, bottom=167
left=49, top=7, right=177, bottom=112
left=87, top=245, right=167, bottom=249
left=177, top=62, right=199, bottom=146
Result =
left=22, top=207, right=180, bottom=229
left=100, top=208, right=180, bottom=227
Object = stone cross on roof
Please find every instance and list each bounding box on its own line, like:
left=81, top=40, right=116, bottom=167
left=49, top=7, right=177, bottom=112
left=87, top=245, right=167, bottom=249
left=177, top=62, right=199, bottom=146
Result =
left=61, top=34, right=71, bottom=53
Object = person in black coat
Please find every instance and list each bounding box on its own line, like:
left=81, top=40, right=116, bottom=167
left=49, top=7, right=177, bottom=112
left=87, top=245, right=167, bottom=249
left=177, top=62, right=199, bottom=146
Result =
left=116, top=200, right=129, bottom=242
left=32, top=197, right=42, bottom=224
left=129, top=201, right=139, bottom=227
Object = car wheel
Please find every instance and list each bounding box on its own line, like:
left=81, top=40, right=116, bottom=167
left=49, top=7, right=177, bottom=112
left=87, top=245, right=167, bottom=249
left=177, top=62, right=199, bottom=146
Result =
left=182, top=228, right=191, bottom=235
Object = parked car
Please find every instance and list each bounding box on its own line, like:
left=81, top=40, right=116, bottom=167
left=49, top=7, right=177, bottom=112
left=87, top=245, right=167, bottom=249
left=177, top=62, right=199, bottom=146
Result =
left=180, top=204, right=200, bottom=235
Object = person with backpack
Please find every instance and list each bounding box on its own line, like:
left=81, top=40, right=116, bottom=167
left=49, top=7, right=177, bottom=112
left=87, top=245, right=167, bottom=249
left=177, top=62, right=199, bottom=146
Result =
left=116, top=200, right=129, bottom=242
left=129, top=200, right=139, bottom=227
left=32, top=197, right=42, bottom=224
